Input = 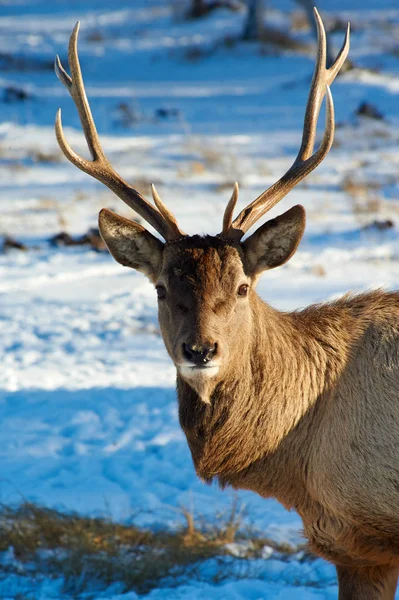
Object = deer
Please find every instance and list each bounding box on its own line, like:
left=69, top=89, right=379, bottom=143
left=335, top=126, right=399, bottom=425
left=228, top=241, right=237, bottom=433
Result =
left=54, top=9, right=399, bottom=599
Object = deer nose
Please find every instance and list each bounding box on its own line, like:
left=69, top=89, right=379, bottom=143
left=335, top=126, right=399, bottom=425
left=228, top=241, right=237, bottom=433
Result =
left=183, top=342, right=217, bottom=365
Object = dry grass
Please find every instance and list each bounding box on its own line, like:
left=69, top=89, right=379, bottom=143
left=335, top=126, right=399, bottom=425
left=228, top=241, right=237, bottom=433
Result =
left=259, top=25, right=311, bottom=53
left=180, top=141, right=242, bottom=183
left=341, top=174, right=383, bottom=226
left=341, top=175, right=381, bottom=201
left=291, top=10, right=310, bottom=33
left=30, top=150, right=63, bottom=164
left=0, top=501, right=306, bottom=595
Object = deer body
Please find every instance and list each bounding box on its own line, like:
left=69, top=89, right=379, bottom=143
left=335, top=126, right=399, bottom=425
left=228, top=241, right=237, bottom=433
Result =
left=176, top=280, right=399, bottom=570
left=55, top=10, right=399, bottom=598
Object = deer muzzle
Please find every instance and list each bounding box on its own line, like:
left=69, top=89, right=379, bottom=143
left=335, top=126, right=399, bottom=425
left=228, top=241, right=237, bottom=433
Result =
left=177, top=342, right=220, bottom=379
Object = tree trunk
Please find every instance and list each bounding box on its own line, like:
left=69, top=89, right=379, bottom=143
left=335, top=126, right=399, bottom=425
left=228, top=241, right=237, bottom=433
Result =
left=190, top=0, right=208, bottom=18
left=242, top=0, right=264, bottom=41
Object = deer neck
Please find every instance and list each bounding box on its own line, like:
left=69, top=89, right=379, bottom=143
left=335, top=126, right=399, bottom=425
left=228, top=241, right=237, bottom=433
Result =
left=177, top=293, right=347, bottom=492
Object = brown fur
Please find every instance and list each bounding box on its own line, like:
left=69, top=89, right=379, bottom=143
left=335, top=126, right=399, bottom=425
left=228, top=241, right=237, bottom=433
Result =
left=155, top=237, right=399, bottom=599
left=98, top=217, right=399, bottom=598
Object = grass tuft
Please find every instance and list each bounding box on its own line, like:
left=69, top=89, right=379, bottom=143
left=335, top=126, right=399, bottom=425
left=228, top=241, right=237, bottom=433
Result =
left=0, top=502, right=306, bottom=595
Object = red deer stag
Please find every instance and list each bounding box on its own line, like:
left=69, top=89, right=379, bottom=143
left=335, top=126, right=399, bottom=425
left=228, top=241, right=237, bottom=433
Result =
left=55, top=11, right=399, bottom=599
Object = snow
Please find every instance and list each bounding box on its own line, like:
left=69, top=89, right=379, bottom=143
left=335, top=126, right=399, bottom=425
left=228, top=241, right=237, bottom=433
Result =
left=1, top=0, right=399, bottom=597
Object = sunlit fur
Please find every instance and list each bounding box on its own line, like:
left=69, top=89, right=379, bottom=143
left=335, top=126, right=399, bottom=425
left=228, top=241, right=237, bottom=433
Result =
left=99, top=222, right=399, bottom=599
left=166, top=239, right=399, bottom=599
left=159, top=240, right=399, bottom=599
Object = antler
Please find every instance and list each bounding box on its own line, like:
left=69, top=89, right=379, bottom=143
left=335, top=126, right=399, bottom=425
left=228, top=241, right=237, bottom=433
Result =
left=221, top=8, right=350, bottom=240
left=55, top=22, right=185, bottom=242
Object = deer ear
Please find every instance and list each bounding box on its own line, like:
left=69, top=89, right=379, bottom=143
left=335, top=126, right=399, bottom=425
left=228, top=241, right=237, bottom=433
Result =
left=98, top=208, right=164, bottom=282
left=243, top=205, right=305, bottom=276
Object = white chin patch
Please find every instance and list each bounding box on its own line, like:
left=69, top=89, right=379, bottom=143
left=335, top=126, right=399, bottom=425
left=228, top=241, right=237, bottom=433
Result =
left=178, top=364, right=220, bottom=379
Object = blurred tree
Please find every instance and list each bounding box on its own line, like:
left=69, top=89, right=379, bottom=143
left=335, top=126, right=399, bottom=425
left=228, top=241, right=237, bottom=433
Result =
left=242, top=0, right=334, bottom=64
left=242, top=0, right=262, bottom=40
left=190, top=0, right=207, bottom=17
left=180, top=0, right=344, bottom=68
left=188, top=0, right=242, bottom=18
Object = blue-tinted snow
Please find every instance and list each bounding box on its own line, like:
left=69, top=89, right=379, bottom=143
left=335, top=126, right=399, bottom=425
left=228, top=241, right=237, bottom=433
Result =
left=1, top=0, right=399, bottom=597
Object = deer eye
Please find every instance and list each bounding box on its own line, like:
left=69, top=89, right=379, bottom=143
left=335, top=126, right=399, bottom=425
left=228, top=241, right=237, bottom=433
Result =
left=237, top=284, right=249, bottom=297
left=156, top=285, right=166, bottom=299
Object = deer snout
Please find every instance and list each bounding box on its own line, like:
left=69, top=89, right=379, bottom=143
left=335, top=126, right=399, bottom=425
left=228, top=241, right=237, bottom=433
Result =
left=182, top=342, right=217, bottom=365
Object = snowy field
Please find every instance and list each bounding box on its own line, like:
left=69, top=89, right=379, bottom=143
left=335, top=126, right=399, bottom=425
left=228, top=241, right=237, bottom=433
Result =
left=1, top=0, right=399, bottom=597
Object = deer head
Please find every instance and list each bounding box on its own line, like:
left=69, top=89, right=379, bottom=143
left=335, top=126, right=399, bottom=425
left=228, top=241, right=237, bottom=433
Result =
left=55, top=10, right=349, bottom=402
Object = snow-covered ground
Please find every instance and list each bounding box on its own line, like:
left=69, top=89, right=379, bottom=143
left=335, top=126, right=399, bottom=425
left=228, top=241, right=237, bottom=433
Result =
left=1, top=0, right=399, bottom=597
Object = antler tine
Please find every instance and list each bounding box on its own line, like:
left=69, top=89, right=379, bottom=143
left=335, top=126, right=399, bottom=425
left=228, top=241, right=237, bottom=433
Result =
left=222, top=182, right=239, bottom=236
left=223, top=9, right=350, bottom=241
left=297, top=9, right=350, bottom=162
left=55, top=22, right=185, bottom=241
left=151, top=184, right=183, bottom=235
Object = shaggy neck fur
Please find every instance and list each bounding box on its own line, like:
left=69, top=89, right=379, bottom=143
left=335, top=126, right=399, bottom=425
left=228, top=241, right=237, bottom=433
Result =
left=177, top=291, right=359, bottom=506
